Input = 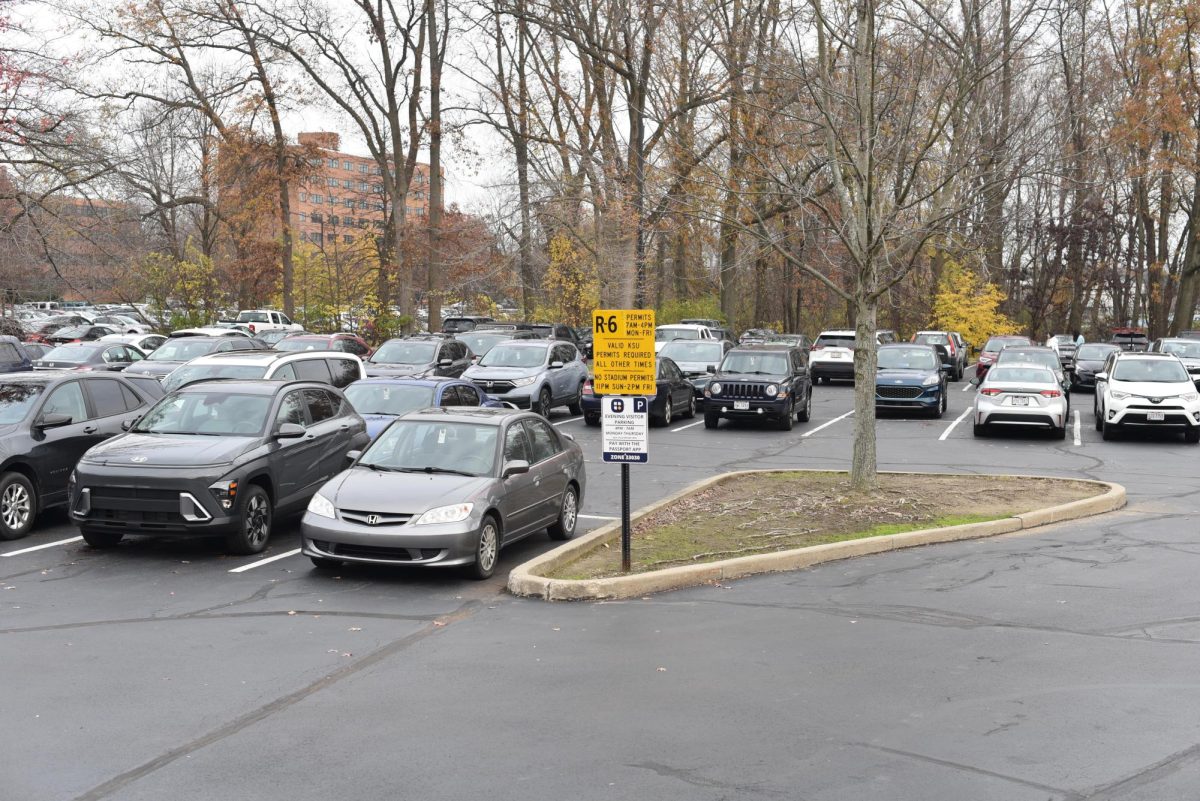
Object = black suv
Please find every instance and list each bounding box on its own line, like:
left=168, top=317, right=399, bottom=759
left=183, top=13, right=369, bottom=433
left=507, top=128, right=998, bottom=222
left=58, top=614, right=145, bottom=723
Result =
left=70, top=380, right=369, bottom=554
left=0, top=372, right=162, bottom=540
left=365, top=336, right=473, bottom=378
left=703, top=344, right=812, bottom=430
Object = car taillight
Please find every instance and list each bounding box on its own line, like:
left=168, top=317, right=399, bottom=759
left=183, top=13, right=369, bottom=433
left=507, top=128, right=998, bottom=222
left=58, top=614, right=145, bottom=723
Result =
left=1040, top=389, right=1061, bottom=398
left=249, top=323, right=256, bottom=333
left=811, top=344, right=823, bottom=351
left=582, top=379, right=594, bottom=396
left=980, top=388, right=1002, bottom=396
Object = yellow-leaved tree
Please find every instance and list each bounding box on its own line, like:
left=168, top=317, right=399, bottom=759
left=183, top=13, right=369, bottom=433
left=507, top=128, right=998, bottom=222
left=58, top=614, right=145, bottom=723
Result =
left=932, top=261, right=1020, bottom=351
left=539, top=233, right=599, bottom=326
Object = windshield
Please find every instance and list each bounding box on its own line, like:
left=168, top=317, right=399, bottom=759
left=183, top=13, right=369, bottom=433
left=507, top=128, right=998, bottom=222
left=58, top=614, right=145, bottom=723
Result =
left=359, top=420, right=498, bottom=476
left=133, top=391, right=270, bottom=436
left=913, top=334, right=949, bottom=347
left=720, top=352, right=789, bottom=375
left=236, top=311, right=270, bottom=322
left=1112, top=359, right=1189, bottom=383
left=41, top=345, right=100, bottom=363
left=52, top=326, right=93, bottom=339
left=816, top=334, right=855, bottom=348
left=162, top=364, right=267, bottom=393
left=997, top=350, right=1058, bottom=370
left=658, top=341, right=725, bottom=364
left=370, top=341, right=436, bottom=365
left=987, top=366, right=1057, bottom=384
left=479, top=344, right=548, bottom=368
left=1051, top=335, right=1075, bottom=345
left=274, top=338, right=331, bottom=352
left=148, top=339, right=217, bottom=362
left=259, top=330, right=293, bottom=344
left=344, top=384, right=434, bottom=417
left=459, top=333, right=509, bottom=356
left=1160, top=341, right=1200, bottom=359
left=1076, top=344, right=1116, bottom=360
left=877, top=347, right=938, bottom=370
left=983, top=337, right=1029, bottom=353
left=0, top=383, right=45, bottom=424
left=656, top=327, right=699, bottom=342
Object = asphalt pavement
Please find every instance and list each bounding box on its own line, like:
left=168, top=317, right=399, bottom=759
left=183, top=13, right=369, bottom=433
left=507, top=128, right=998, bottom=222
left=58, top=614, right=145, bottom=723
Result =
left=5, top=381, right=1200, bottom=800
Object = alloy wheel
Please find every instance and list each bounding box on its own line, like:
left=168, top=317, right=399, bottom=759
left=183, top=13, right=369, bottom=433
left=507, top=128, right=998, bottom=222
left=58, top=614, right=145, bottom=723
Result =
left=478, top=521, right=499, bottom=573
left=245, top=494, right=270, bottom=549
left=2, top=483, right=30, bottom=531
left=561, top=490, right=578, bottom=536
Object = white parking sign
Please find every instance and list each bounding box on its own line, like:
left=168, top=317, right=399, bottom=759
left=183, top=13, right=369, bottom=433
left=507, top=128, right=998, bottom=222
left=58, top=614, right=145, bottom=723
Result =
left=601, top=396, right=649, bottom=463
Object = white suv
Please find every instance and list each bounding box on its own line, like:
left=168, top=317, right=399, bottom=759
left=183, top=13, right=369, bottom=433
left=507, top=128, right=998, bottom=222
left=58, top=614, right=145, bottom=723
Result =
left=810, top=329, right=897, bottom=384
left=1094, top=351, right=1200, bottom=442
left=654, top=324, right=715, bottom=353
left=162, top=351, right=364, bottom=393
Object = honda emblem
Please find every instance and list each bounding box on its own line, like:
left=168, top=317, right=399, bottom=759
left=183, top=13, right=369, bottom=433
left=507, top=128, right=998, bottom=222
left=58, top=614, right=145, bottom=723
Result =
left=366, top=514, right=381, bottom=525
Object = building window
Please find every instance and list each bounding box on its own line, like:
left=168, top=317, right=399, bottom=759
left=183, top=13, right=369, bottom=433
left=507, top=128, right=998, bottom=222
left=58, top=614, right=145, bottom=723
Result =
left=327, top=233, right=337, bottom=243
left=311, top=212, right=322, bottom=223
left=358, top=217, right=369, bottom=228
left=343, top=160, right=353, bottom=170
left=311, top=195, right=323, bottom=205
left=374, top=202, right=384, bottom=211
left=345, top=198, right=354, bottom=208
left=371, top=166, right=382, bottom=175
left=341, top=178, right=351, bottom=189
left=309, top=157, right=323, bottom=167
left=298, top=212, right=307, bottom=223
left=416, top=206, right=426, bottom=218
left=359, top=164, right=369, bottom=174
left=326, top=177, right=337, bottom=187
left=344, top=234, right=353, bottom=244
left=329, top=196, right=338, bottom=205
left=298, top=192, right=307, bottom=202
left=329, top=214, right=339, bottom=226
left=327, top=157, right=338, bottom=168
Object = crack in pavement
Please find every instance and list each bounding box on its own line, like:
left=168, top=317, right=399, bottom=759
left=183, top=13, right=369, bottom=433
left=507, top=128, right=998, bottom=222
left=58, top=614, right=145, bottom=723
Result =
left=69, top=597, right=487, bottom=801
left=1077, top=741, right=1200, bottom=799
left=855, top=742, right=1080, bottom=798
left=628, top=761, right=791, bottom=797
left=0, top=608, right=451, bottom=635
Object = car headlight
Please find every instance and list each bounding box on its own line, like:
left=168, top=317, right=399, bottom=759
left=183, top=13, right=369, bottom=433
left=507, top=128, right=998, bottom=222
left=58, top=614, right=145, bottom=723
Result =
left=922, top=375, right=939, bottom=386
left=414, top=502, right=474, bottom=525
left=764, top=384, right=778, bottom=397
left=510, top=376, right=537, bottom=387
left=1181, top=393, right=1200, bottom=402
left=307, top=492, right=336, bottom=519
left=709, top=382, right=722, bottom=395
left=1110, top=391, right=1131, bottom=400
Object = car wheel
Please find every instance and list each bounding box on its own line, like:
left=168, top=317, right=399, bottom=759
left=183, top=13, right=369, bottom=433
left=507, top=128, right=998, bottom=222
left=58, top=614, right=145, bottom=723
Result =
left=1094, top=402, right=1103, bottom=431
left=82, top=528, right=123, bottom=548
left=584, top=412, right=600, bottom=427
left=310, top=556, right=343, bottom=570
left=0, top=471, right=36, bottom=541
left=1054, top=424, right=1067, bottom=440
left=797, top=389, right=812, bottom=422
left=225, top=485, right=272, bottom=555
left=656, top=396, right=673, bottom=427
left=535, top=388, right=553, bottom=418
left=567, top=383, right=585, bottom=415
left=1186, top=428, right=1200, bottom=444
left=683, top=395, right=696, bottom=419
left=1102, top=419, right=1119, bottom=441
left=778, top=400, right=794, bottom=430
left=548, top=485, right=579, bottom=541
left=972, top=422, right=986, bottom=437
left=466, top=514, right=500, bottom=580
left=704, top=410, right=720, bottom=429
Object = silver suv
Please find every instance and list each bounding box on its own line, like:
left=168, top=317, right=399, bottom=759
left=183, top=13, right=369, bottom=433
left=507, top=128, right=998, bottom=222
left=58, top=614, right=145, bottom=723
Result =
left=462, top=340, right=589, bottom=417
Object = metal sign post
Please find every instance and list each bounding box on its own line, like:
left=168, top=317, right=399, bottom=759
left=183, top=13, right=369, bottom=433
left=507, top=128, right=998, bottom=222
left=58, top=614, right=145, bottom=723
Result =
left=593, top=309, right=656, bottom=572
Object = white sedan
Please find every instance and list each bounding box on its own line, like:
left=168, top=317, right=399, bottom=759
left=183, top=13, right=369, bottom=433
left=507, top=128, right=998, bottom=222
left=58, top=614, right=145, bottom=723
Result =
left=973, top=365, right=1068, bottom=438
left=1094, top=352, right=1200, bottom=442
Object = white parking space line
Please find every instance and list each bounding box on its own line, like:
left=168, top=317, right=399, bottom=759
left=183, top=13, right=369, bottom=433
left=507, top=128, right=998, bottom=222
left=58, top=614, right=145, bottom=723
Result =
left=228, top=548, right=301, bottom=573
left=938, top=407, right=972, bottom=441
left=671, top=420, right=705, bottom=432
left=552, top=417, right=582, bottom=427
left=961, top=382, right=974, bottom=392
left=1073, top=409, right=1082, bottom=446
left=579, top=514, right=618, bottom=521
left=801, top=410, right=854, bottom=438
left=1, top=536, right=83, bottom=557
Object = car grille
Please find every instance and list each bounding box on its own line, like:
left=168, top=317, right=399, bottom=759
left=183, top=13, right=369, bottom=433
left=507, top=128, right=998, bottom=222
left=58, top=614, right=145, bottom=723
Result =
left=877, top=385, right=924, bottom=399
left=88, top=487, right=184, bottom=524
left=1127, top=403, right=1185, bottom=411
left=311, top=541, right=442, bottom=561
left=720, top=382, right=766, bottom=399
left=338, top=509, right=414, bottom=526
left=473, top=380, right=516, bottom=394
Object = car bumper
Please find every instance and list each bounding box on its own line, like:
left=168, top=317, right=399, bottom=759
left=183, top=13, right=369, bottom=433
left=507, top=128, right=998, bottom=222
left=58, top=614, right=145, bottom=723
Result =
left=1105, top=404, right=1200, bottom=429
left=975, top=398, right=1066, bottom=428
left=705, top=398, right=791, bottom=419
left=875, top=386, right=940, bottom=409
left=301, top=512, right=480, bottom=567
left=71, top=478, right=241, bottom=536
left=811, top=360, right=854, bottom=379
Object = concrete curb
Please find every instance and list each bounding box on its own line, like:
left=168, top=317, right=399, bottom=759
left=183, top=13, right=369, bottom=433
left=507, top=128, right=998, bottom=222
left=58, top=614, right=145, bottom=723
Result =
left=506, top=470, right=1126, bottom=601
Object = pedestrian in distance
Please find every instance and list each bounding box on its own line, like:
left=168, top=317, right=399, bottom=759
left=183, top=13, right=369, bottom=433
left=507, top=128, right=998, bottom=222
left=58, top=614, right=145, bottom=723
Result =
left=1074, top=330, right=1084, bottom=347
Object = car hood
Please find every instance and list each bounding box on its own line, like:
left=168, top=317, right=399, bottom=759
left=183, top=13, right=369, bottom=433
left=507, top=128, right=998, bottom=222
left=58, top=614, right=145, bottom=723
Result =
left=326, top=468, right=493, bottom=513
left=463, top=365, right=543, bottom=380
left=1109, top=380, right=1196, bottom=397
left=672, top=360, right=719, bottom=375
left=874, top=368, right=936, bottom=384
left=125, top=361, right=180, bottom=376
left=363, top=363, right=432, bottom=377
left=713, top=372, right=787, bottom=382
left=1073, top=360, right=1104, bottom=371
left=80, top=432, right=258, bottom=467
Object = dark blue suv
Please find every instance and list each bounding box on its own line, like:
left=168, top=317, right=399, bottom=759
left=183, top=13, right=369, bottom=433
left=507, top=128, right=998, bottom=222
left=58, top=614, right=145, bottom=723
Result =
left=703, top=345, right=812, bottom=430
left=874, top=343, right=948, bottom=417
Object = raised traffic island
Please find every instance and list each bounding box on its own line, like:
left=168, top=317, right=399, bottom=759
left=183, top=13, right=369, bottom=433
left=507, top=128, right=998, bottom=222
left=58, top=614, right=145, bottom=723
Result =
left=508, top=470, right=1125, bottom=601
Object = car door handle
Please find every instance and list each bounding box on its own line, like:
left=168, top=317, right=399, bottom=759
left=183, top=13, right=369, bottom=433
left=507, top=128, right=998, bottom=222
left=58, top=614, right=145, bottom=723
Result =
left=83, top=426, right=97, bottom=434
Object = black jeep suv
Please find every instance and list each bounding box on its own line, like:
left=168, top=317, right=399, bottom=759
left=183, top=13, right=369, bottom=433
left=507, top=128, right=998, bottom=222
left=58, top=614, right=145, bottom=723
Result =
left=703, top=344, right=812, bottom=430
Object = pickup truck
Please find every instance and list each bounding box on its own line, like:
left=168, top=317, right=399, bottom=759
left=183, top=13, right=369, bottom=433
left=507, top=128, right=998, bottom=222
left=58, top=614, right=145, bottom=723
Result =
left=227, top=310, right=304, bottom=336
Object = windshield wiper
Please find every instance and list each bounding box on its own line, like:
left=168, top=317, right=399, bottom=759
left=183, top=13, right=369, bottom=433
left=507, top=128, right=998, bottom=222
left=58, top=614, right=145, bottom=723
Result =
left=358, top=462, right=402, bottom=473
left=737, top=370, right=779, bottom=375
left=398, top=466, right=476, bottom=477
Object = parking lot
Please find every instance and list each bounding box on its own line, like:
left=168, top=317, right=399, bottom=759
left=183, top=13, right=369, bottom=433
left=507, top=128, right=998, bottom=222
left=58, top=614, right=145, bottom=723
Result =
left=7, top=380, right=1200, bottom=800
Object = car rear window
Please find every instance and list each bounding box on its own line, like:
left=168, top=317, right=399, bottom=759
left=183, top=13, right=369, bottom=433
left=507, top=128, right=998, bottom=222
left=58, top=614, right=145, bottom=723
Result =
left=983, top=337, right=1029, bottom=353
left=815, top=335, right=855, bottom=348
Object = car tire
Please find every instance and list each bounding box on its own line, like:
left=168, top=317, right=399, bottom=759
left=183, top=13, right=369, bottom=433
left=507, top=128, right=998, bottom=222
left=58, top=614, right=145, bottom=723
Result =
left=683, top=395, right=696, bottom=419
left=0, top=471, right=36, bottom=541
left=82, top=528, right=123, bottom=548
left=1094, top=403, right=1104, bottom=431
left=584, top=412, right=600, bottom=427
left=1186, top=428, right=1200, bottom=444
left=310, top=556, right=343, bottom=570
left=778, top=400, right=794, bottom=430
left=225, top=484, right=272, bottom=555
left=466, top=514, right=500, bottom=580
left=1102, top=420, right=1119, bottom=441
left=704, top=410, right=720, bottom=429
left=653, top=395, right=673, bottom=427
left=932, top=390, right=945, bottom=419
left=567, top=383, right=585, bottom=416
left=972, top=422, right=986, bottom=437
left=796, top=389, right=812, bottom=422
left=535, top=388, right=553, bottom=418
left=548, top=485, right=579, bottom=541
left=1054, top=424, right=1067, bottom=440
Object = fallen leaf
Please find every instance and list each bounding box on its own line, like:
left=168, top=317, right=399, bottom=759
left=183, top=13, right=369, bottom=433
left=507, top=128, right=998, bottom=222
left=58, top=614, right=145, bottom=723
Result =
left=656, top=667, right=667, bottom=672
left=433, top=621, right=446, bottom=627
left=287, top=610, right=297, bottom=616
left=349, top=627, right=362, bottom=632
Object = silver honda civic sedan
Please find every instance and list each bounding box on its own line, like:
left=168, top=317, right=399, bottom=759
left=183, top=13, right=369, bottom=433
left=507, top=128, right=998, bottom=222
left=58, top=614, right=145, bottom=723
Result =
left=300, top=407, right=586, bottom=579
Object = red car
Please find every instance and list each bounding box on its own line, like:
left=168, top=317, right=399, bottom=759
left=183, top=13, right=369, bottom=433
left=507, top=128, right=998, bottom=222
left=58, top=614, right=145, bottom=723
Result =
left=272, top=333, right=372, bottom=358
left=975, top=335, right=1033, bottom=380
left=24, top=315, right=92, bottom=344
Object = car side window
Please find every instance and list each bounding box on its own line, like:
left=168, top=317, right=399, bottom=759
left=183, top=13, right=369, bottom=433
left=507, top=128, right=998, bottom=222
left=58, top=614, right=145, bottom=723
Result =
left=126, top=346, right=143, bottom=361
left=440, top=387, right=460, bottom=407
left=83, top=379, right=127, bottom=418
left=118, top=382, right=144, bottom=410
left=346, top=338, right=368, bottom=356
left=293, top=358, right=332, bottom=383
left=280, top=314, right=293, bottom=326
left=0, top=343, right=21, bottom=362
left=523, top=419, right=561, bottom=464
left=215, top=341, right=235, bottom=352
left=230, top=339, right=252, bottom=351
left=273, top=363, right=297, bottom=381
left=303, top=389, right=336, bottom=423
left=276, top=391, right=307, bottom=427
left=41, top=381, right=87, bottom=423
left=503, top=423, right=530, bottom=463
left=326, top=358, right=358, bottom=388
left=457, top=385, right=481, bottom=406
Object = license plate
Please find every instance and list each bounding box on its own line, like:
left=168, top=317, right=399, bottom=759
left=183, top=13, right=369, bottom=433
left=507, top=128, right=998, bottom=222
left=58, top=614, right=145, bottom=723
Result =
left=1012, top=396, right=1029, bottom=406
left=734, top=401, right=750, bottom=410
left=830, top=353, right=843, bottom=359
left=1148, top=411, right=1165, bottom=421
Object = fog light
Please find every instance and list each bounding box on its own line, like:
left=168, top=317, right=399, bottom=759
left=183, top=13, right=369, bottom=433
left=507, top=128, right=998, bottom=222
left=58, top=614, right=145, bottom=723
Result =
left=208, top=479, right=238, bottom=510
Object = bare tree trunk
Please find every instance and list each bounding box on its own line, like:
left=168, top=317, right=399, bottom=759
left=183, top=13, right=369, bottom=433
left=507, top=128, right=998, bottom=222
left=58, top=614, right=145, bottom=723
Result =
left=426, top=0, right=444, bottom=330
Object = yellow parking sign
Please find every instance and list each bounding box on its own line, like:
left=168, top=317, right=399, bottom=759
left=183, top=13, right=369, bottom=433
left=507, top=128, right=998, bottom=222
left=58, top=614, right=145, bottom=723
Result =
left=591, top=309, right=657, bottom=395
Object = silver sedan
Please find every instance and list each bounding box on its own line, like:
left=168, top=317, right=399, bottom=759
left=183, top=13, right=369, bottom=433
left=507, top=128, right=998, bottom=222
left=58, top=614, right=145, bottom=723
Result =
left=973, top=364, right=1069, bottom=438
left=300, top=407, right=586, bottom=579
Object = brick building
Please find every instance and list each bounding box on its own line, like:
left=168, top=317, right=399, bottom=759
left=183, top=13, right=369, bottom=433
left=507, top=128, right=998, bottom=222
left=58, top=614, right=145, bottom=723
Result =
left=292, top=132, right=433, bottom=249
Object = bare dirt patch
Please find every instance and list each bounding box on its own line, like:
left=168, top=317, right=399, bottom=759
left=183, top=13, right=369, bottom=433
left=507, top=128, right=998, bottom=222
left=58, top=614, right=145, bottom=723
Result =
left=550, top=472, right=1102, bottom=580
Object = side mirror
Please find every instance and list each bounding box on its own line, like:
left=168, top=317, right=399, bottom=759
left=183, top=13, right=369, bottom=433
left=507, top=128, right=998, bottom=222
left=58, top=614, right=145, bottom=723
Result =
left=969, top=376, right=980, bottom=386
left=121, top=416, right=141, bottom=431
left=549, top=361, right=564, bottom=369
left=1094, top=372, right=1108, bottom=381
left=345, top=449, right=361, bottom=464
left=275, top=422, right=306, bottom=439
left=706, top=365, right=716, bottom=373
left=36, top=412, right=72, bottom=430
left=502, top=459, right=530, bottom=479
